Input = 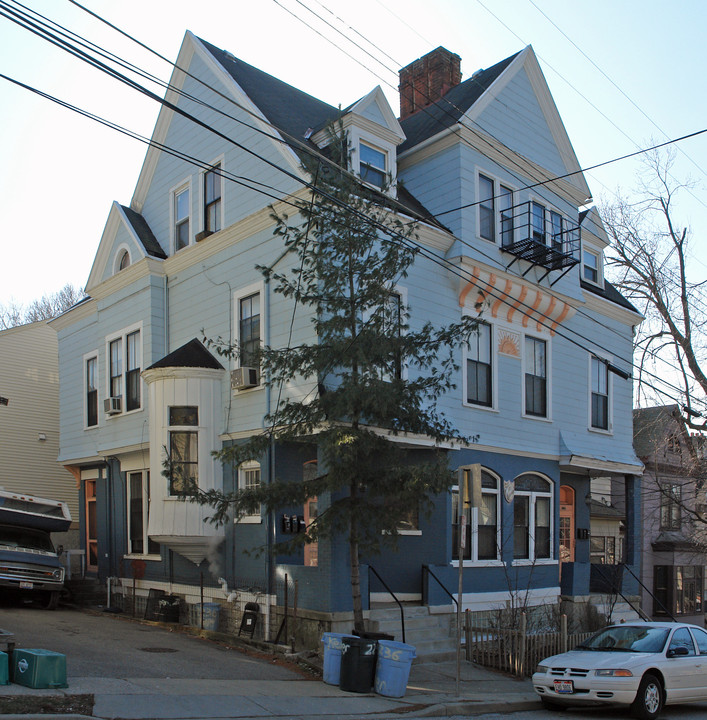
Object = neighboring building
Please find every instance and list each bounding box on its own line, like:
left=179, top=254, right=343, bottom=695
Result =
left=51, top=34, right=642, bottom=641
left=635, top=405, right=707, bottom=624
left=0, top=321, right=79, bottom=551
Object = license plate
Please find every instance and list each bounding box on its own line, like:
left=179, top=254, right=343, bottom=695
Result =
left=19, top=581, right=33, bottom=589
left=554, top=680, right=574, bottom=694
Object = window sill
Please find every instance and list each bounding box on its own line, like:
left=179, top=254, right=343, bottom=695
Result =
left=511, top=558, right=557, bottom=566
left=235, top=516, right=262, bottom=524
left=451, top=559, right=504, bottom=568
left=522, top=413, right=552, bottom=423
left=588, top=425, right=613, bottom=436
left=123, top=554, right=162, bottom=561
left=232, top=385, right=265, bottom=395
left=104, top=406, right=144, bottom=419
left=463, top=401, right=498, bottom=412
left=397, top=529, right=422, bottom=536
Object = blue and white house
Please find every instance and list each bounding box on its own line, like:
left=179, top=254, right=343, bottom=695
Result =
left=51, top=34, right=643, bottom=642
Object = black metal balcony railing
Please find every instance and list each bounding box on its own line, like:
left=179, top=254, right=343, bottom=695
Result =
left=499, top=202, right=581, bottom=284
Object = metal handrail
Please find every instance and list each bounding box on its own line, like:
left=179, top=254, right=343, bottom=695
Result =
left=368, top=565, right=405, bottom=643
left=619, top=562, right=677, bottom=622
left=422, top=564, right=458, bottom=608
left=591, top=563, right=654, bottom=623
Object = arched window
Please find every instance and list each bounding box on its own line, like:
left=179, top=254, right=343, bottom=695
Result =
left=118, top=250, right=131, bottom=272
left=452, top=467, right=500, bottom=562
left=513, top=473, right=553, bottom=561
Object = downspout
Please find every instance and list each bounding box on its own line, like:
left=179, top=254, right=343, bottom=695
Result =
left=265, top=271, right=274, bottom=642
left=164, top=274, right=170, bottom=357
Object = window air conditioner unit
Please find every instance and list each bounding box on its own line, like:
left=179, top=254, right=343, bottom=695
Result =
left=231, top=367, right=259, bottom=390
left=104, top=397, right=122, bottom=415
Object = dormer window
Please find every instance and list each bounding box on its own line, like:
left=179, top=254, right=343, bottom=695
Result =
left=359, top=142, right=386, bottom=188
left=118, top=250, right=130, bottom=271
left=583, top=247, right=601, bottom=284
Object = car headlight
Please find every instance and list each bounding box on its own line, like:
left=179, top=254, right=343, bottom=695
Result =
left=595, top=669, right=633, bottom=677
left=535, top=664, right=549, bottom=674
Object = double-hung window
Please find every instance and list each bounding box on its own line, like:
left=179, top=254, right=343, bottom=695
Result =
left=174, top=186, right=190, bottom=251
left=583, top=248, right=600, bottom=283
left=168, top=406, right=199, bottom=497
left=452, top=469, right=500, bottom=562
left=479, top=175, right=514, bottom=245
left=549, top=210, right=563, bottom=252
left=239, top=293, right=260, bottom=369
left=479, top=175, right=495, bottom=242
left=660, top=482, right=681, bottom=530
left=466, top=322, right=492, bottom=407
left=524, top=336, right=547, bottom=418
left=204, top=164, right=222, bottom=234
left=590, top=356, right=609, bottom=430
left=654, top=565, right=704, bottom=616
left=86, top=356, right=98, bottom=427
left=127, top=470, right=159, bottom=555
left=238, top=461, right=261, bottom=522
left=531, top=202, right=546, bottom=244
left=359, top=143, right=386, bottom=188
left=513, top=473, right=552, bottom=561
left=107, top=326, right=142, bottom=413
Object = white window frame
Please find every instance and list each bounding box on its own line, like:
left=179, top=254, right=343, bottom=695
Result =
left=588, top=354, right=613, bottom=433
left=512, top=473, right=554, bottom=565
left=104, top=322, right=143, bottom=416
left=361, top=284, right=408, bottom=383
left=348, top=128, right=397, bottom=196
left=476, top=172, right=516, bottom=246
left=83, top=350, right=99, bottom=430
left=201, top=155, right=225, bottom=235
left=463, top=320, right=497, bottom=410
left=233, top=281, right=265, bottom=390
left=522, top=333, right=551, bottom=421
left=451, top=467, right=502, bottom=567
left=125, top=470, right=160, bottom=559
left=171, top=178, right=192, bottom=253
left=237, top=460, right=262, bottom=523
left=167, top=406, right=200, bottom=498
left=359, top=140, right=387, bottom=189
left=113, top=244, right=132, bottom=275
left=582, top=246, right=603, bottom=286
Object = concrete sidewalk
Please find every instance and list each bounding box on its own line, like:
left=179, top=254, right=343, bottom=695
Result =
left=0, top=657, right=539, bottom=719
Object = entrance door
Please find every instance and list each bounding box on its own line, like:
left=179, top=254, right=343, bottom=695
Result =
left=559, top=485, right=575, bottom=564
left=85, top=479, right=98, bottom=572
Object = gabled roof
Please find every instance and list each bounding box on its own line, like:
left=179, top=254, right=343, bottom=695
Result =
left=398, top=52, right=519, bottom=154
left=147, top=338, right=223, bottom=371
left=633, top=404, right=683, bottom=458
left=580, top=279, right=639, bottom=314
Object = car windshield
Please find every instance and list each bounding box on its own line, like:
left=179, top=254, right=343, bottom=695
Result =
left=576, top=626, right=670, bottom=653
left=0, top=524, right=54, bottom=552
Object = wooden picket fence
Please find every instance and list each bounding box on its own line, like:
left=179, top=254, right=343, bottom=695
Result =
left=464, top=611, right=594, bottom=677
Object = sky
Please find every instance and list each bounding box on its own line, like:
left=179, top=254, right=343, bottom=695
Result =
left=1, top=0, right=706, bottom=310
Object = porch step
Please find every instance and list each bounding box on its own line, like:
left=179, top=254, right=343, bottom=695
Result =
left=589, top=598, right=642, bottom=625
left=367, top=605, right=457, bottom=663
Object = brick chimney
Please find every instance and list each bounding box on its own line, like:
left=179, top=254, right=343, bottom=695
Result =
left=398, top=47, right=462, bottom=120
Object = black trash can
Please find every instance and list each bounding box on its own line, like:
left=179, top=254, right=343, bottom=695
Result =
left=156, top=595, right=181, bottom=623
left=339, top=636, right=378, bottom=693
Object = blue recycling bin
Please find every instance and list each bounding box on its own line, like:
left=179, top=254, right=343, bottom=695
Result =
left=374, top=639, right=416, bottom=697
left=321, top=633, right=353, bottom=685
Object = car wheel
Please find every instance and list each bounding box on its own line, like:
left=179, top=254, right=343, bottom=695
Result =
left=540, top=697, right=566, bottom=711
left=631, top=673, right=663, bottom=720
left=44, top=591, right=60, bottom=610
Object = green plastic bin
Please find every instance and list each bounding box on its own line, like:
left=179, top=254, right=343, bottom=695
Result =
left=12, top=649, right=67, bottom=689
left=0, top=651, right=8, bottom=685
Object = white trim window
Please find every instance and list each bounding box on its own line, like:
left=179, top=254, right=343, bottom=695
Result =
left=583, top=247, right=602, bottom=285
left=363, top=287, right=407, bottom=382
left=174, top=184, right=190, bottom=251
left=524, top=335, right=547, bottom=418
left=359, top=141, right=387, bottom=188
left=513, top=473, right=553, bottom=562
left=106, top=324, right=142, bottom=414
left=85, top=353, right=98, bottom=428
left=238, top=461, right=261, bottom=523
left=452, top=468, right=501, bottom=563
left=127, top=470, right=159, bottom=556
left=204, top=162, right=223, bottom=234
left=115, top=247, right=131, bottom=274
left=590, top=355, right=610, bottom=431
left=168, top=405, right=199, bottom=497
left=465, top=322, right=493, bottom=407
left=233, top=282, right=264, bottom=385
left=478, top=173, right=514, bottom=246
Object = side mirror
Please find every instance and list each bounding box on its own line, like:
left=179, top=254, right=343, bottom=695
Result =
left=667, top=646, right=690, bottom=657
left=57, top=545, right=64, bottom=557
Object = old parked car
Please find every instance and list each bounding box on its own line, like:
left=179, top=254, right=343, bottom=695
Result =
left=532, top=622, right=707, bottom=719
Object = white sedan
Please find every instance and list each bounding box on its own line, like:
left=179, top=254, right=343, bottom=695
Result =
left=532, top=622, right=707, bottom=719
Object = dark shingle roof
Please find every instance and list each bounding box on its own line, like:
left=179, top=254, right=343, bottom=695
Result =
left=580, top=279, right=639, bottom=314
left=147, top=338, right=223, bottom=370
left=633, top=404, right=681, bottom=458
left=121, top=205, right=167, bottom=259
left=199, top=39, right=340, bottom=151
left=398, top=53, right=520, bottom=154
